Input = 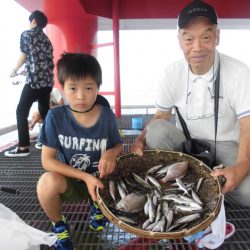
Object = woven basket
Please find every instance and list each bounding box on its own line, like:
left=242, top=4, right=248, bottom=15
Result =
left=97, top=150, right=222, bottom=239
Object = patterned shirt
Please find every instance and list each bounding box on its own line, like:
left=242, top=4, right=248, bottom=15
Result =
left=20, top=26, right=54, bottom=89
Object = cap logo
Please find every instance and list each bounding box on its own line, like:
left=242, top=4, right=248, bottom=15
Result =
left=187, top=7, right=208, bottom=14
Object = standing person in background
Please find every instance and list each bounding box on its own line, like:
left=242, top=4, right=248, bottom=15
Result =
left=5, top=10, right=54, bottom=157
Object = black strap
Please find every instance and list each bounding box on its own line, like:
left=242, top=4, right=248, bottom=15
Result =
left=175, top=61, right=220, bottom=160
left=175, top=105, right=192, bottom=141
left=213, top=61, right=220, bottom=161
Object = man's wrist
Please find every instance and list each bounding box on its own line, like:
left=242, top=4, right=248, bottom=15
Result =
left=236, top=157, right=250, bottom=173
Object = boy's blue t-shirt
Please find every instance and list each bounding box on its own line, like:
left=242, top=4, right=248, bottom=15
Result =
left=40, top=105, right=122, bottom=177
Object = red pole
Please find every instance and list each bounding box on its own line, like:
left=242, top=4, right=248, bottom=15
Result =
left=112, top=0, right=121, bottom=117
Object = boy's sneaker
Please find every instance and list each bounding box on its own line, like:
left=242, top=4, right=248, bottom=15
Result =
left=52, top=221, right=74, bottom=250
left=35, top=142, right=42, bottom=149
left=4, top=147, right=30, bottom=157
left=89, top=202, right=107, bottom=231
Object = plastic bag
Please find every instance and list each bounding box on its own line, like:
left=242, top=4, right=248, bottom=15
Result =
left=184, top=196, right=232, bottom=249
left=0, top=203, right=57, bottom=250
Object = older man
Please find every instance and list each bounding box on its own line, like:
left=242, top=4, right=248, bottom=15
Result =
left=132, top=0, right=250, bottom=207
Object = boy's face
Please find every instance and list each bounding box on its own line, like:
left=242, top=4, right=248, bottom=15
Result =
left=63, top=76, right=99, bottom=113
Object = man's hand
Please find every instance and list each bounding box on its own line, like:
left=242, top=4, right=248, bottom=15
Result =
left=130, top=130, right=146, bottom=156
left=211, top=162, right=248, bottom=194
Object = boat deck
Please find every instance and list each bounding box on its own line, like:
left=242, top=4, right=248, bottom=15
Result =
left=0, top=114, right=250, bottom=250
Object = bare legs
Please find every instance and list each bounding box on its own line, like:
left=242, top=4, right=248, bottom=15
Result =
left=37, top=172, right=68, bottom=223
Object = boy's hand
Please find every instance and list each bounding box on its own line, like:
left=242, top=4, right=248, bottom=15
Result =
left=84, top=173, right=104, bottom=201
left=98, top=151, right=117, bottom=179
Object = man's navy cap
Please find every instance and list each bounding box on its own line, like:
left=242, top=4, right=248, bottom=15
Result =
left=178, top=0, right=218, bottom=28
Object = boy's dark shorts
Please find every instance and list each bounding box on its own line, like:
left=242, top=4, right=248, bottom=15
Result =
left=61, top=178, right=90, bottom=202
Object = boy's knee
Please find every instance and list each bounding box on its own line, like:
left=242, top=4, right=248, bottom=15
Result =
left=37, top=172, right=66, bottom=191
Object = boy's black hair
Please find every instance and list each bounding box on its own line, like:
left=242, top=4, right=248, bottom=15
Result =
left=29, top=10, right=48, bottom=29
left=57, top=53, right=102, bottom=88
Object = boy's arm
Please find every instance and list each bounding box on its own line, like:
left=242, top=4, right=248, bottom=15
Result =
left=41, top=145, right=104, bottom=201
left=98, top=143, right=123, bottom=179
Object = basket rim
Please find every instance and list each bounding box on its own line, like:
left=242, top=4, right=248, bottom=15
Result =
left=97, top=149, right=223, bottom=239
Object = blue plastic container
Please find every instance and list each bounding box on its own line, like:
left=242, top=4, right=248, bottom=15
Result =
left=132, top=117, right=143, bottom=129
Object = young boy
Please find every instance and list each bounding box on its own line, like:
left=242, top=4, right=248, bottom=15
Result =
left=37, top=53, right=123, bottom=250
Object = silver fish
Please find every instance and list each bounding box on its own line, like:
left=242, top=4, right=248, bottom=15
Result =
left=142, top=218, right=152, bottom=230
left=155, top=203, right=162, bottom=222
left=119, top=178, right=128, bottom=193
left=116, top=215, right=137, bottom=225
left=178, top=195, right=202, bottom=208
left=154, top=188, right=162, bottom=199
left=152, top=194, right=158, bottom=207
left=109, top=180, right=116, bottom=201
left=117, top=193, right=147, bottom=213
left=144, top=199, right=149, bottom=216
left=161, top=200, right=169, bottom=218
left=191, top=189, right=203, bottom=205
left=155, top=165, right=170, bottom=176
left=146, top=220, right=161, bottom=231
left=196, top=177, right=204, bottom=192
left=147, top=194, right=156, bottom=222
left=168, top=222, right=188, bottom=232
left=152, top=219, right=165, bottom=232
left=175, top=177, right=189, bottom=195
left=171, top=182, right=194, bottom=188
left=174, top=205, right=202, bottom=213
left=162, top=187, right=183, bottom=193
left=163, top=195, right=191, bottom=205
left=147, top=175, right=162, bottom=190
left=179, top=194, right=195, bottom=203
left=175, top=213, right=200, bottom=224
left=162, top=194, right=201, bottom=209
left=166, top=209, right=174, bottom=230
left=132, top=172, right=153, bottom=190
left=161, top=193, right=179, bottom=201
left=117, top=181, right=127, bottom=199
left=160, top=161, right=188, bottom=183
left=147, top=164, right=164, bottom=175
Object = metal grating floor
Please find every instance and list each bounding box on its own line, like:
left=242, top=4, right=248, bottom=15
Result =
left=0, top=114, right=250, bottom=250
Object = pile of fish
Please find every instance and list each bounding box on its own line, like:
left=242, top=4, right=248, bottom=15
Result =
left=107, top=161, right=206, bottom=233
